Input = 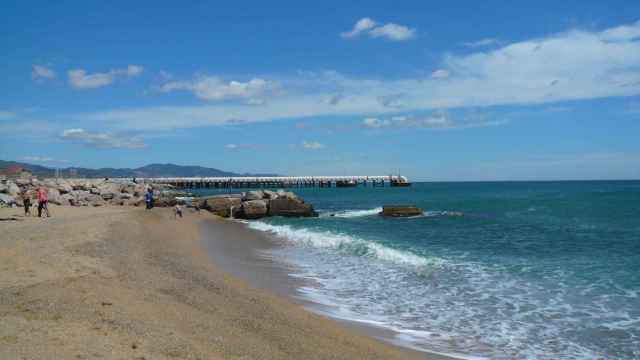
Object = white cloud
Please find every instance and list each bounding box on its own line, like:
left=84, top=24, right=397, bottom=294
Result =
left=32, top=65, right=56, bottom=80
left=68, top=65, right=144, bottom=89
left=363, top=113, right=506, bottom=129
left=77, top=20, right=640, bottom=131
left=341, top=17, right=377, bottom=38
left=369, top=23, right=415, bottom=41
left=224, top=143, right=263, bottom=150
left=61, top=128, right=145, bottom=149
left=160, top=76, right=280, bottom=103
left=68, top=70, right=114, bottom=89
left=431, top=69, right=450, bottom=79
left=461, top=38, right=501, bottom=48
left=302, top=141, right=324, bottom=150
left=21, top=156, right=69, bottom=163
left=124, top=65, right=144, bottom=77
left=341, top=18, right=415, bottom=41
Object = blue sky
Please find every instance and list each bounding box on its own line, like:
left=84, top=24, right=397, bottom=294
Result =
left=1, top=1, right=639, bottom=180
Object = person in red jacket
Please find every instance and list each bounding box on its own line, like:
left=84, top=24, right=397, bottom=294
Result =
left=37, top=186, right=50, bottom=218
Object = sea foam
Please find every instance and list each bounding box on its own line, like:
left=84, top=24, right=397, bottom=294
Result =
left=321, top=207, right=383, bottom=218
left=247, top=221, right=433, bottom=268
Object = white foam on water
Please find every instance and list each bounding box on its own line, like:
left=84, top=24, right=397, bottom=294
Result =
left=246, top=220, right=636, bottom=360
left=247, top=221, right=433, bottom=268
left=320, top=207, right=383, bottom=218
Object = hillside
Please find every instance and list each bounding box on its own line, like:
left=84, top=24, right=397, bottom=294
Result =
left=0, top=160, right=278, bottom=178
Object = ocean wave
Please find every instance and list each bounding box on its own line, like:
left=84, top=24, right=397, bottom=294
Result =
left=320, top=207, right=383, bottom=218
left=247, top=221, right=434, bottom=267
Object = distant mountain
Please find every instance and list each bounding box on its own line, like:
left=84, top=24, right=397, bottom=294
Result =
left=0, top=160, right=279, bottom=178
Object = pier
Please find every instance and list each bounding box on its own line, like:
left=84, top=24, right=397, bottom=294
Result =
left=138, top=175, right=410, bottom=189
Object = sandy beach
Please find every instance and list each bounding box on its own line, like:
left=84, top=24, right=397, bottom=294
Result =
left=0, top=205, right=437, bottom=360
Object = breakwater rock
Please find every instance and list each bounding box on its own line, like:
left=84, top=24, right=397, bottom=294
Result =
left=0, top=178, right=186, bottom=208
left=199, top=190, right=318, bottom=219
left=379, top=205, right=423, bottom=217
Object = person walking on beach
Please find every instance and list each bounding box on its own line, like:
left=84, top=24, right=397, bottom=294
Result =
left=36, top=186, right=50, bottom=218
left=145, top=188, right=154, bottom=210
left=174, top=203, right=183, bottom=218
left=21, top=187, right=32, bottom=217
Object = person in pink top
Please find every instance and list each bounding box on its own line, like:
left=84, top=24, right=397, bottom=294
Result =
left=37, top=186, right=50, bottom=218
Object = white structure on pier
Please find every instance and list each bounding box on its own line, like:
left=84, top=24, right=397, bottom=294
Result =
left=136, top=175, right=410, bottom=188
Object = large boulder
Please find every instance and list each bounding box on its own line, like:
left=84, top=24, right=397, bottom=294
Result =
left=268, top=198, right=317, bottom=217
left=121, top=184, right=136, bottom=194
left=133, top=184, right=146, bottom=197
left=118, top=192, right=133, bottom=200
left=379, top=206, right=423, bottom=217
left=153, top=192, right=182, bottom=207
left=86, top=194, right=103, bottom=205
left=14, top=178, right=31, bottom=186
left=59, top=193, right=76, bottom=206
left=72, top=190, right=92, bottom=202
left=71, top=181, right=92, bottom=191
left=0, top=183, right=7, bottom=193
left=98, top=182, right=122, bottom=200
left=0, top=193, right=16, bottom=207
left=110, top=198, right=126, bottom=206
left=125, top=197, right=144, bottom=207
left=56, top=180, right=73, bottom=194
left=276, top=190, right=298, bottom=200
left=47, top=188, right=62, bottom=205
left=42, top=179, right=57, bottom=189
left=242, top=190, right=264, bottom=201
left=237, top=200, right=268, bottom=219
left=201, top=196, right=242, bottom=217
left=263, top=190, right=279, bottom=199
left=7, top=182, right=21, bottom=197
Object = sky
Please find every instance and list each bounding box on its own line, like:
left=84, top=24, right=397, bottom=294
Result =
left=1, top=0, right=639, bottom=181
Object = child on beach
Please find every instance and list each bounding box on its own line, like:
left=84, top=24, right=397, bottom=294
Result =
left=145, top=188, right=154, bottom=210
left=174, top=204, right=183, bottom=218
left=21, top=187, right=31, bottom=216
left=36, top=186, right=50, bottom=218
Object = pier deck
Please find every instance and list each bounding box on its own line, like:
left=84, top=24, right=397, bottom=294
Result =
left=137, top=175, right=410, bottom=189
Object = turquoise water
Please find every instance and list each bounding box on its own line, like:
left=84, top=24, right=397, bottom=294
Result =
left=197, top=181, right=640, bottom=359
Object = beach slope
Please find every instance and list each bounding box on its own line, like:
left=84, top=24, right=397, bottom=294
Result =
left=0, top=206, right=424, bottom=359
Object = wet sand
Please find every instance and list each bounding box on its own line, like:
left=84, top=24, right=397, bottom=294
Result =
left=0, top=205, right=434, bottom=359
left=200, top=218, right=459, bottom=360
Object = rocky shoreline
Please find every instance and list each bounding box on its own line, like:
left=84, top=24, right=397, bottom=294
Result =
left=0, top=178, right=183, bottom=208
left=0, top=178, right=317, bottom=220
left=198, top=189, right=318, bottom=219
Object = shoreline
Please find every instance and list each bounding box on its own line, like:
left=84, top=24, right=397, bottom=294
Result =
left=200, top=217, right=466, bottom=360
left=0, top=205, right=430, bottom=359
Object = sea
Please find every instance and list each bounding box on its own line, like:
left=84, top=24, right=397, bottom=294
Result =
left=195, top=181, right=640, bottom=360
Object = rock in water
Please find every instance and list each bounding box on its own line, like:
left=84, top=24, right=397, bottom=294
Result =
left=380, top=206, right=423, bottom=217
left=237, top=200, right=268, bottom=219
left=262, top=190, right=279, bottom=199
left=268, top=198, right=317, bottom=217
left=242, top=190, right=264, bottom=201
left=201, top=196, right=242, bottom=217
left=276, top=190, right=298, bottom=200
